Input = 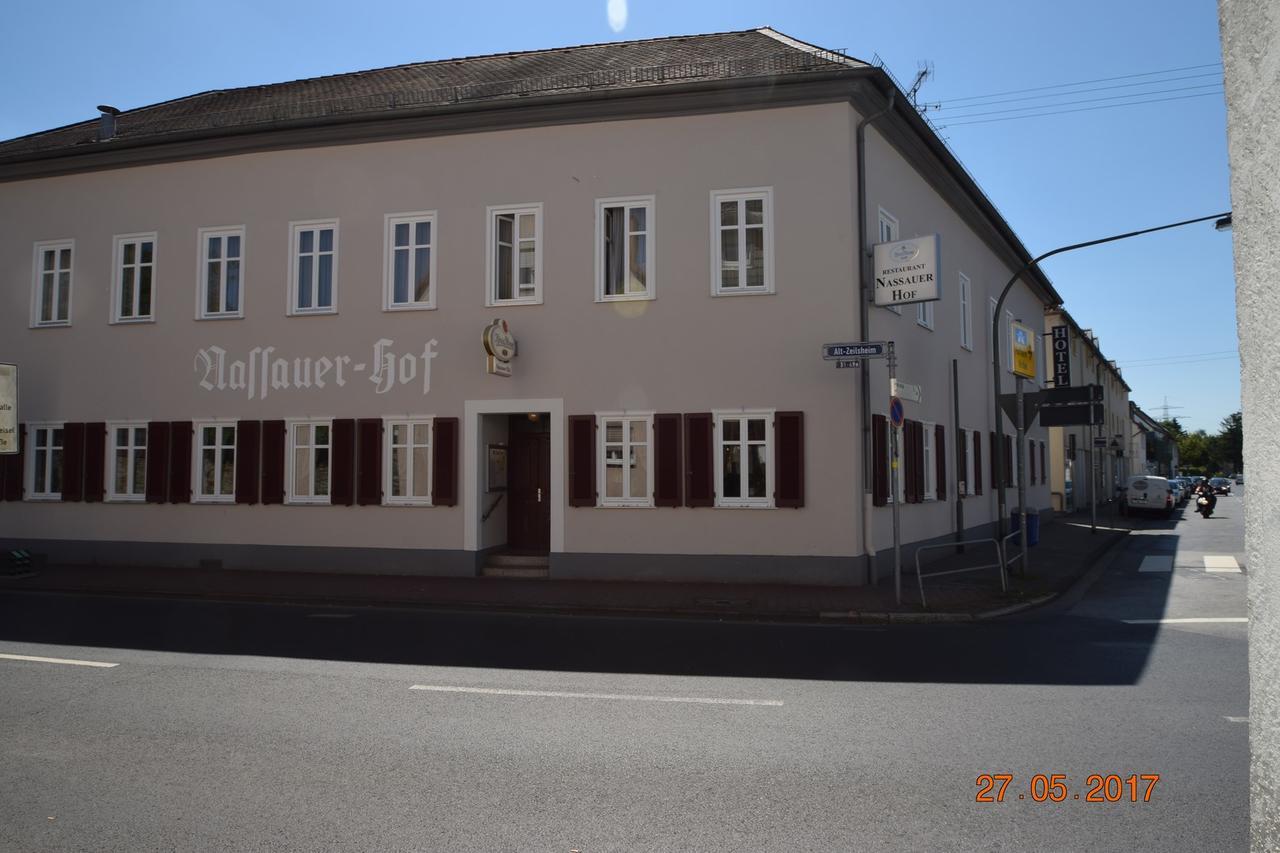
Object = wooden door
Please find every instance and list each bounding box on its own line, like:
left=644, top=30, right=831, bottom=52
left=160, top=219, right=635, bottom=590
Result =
left=507, top=429, right=550, bottom=552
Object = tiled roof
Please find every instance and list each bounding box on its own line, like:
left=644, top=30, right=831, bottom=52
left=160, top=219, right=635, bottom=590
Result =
left=0, top=28, right=866, bottom=160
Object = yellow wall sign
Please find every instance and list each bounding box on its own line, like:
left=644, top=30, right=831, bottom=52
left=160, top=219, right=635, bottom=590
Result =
left=1011, top=321, right=1037, bottom=380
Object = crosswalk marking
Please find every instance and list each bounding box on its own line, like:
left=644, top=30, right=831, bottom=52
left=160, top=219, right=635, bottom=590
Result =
left=1139, top=556, right=1173, bottom=573
left=1122, top=617, right=1248, bottom=625
left=1204, top=555, right=1242, bottom=573
left=0, top=652, right=119, bottom=668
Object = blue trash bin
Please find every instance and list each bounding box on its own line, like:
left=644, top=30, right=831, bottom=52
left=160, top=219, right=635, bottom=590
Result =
left=1010, top=510, right=1040, bottom=546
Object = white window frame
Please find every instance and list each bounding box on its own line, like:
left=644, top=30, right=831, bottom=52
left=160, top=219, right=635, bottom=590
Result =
left=876, top=209, right=902, bottom=315
left=595, top=196, right=656, bottom=302
left=917, top=300, right=934, bottom=330
left=595, top=411, right=655, bottom=508
left=959, top=273, right=973, bottom=350
left=26, top=422, right=65, bottom=501
left=713, top=409, right=775, bottom=508
left=383, top=416, right=433, bottom=506
left=710, top=187, right=774, bottom=296
left=964, top=428, right=977, bottom=496
left=111, top=233, right=157, bottom=324
left=383, top=212, right=437, bottom=311
left=286, top=419, right=333, bottom=505
left=923, top=421, right=937, bottom=501
left=194, top=420, right=237, bottom=504
left=30, top=239, right=74, bottom=328
left=197, top=226, right=245, bottom=320
left=485, top=203, right=543, bottom=306
left=106, top=421, right=149, bottom=502
left=287, top=220, right=339, bottom=316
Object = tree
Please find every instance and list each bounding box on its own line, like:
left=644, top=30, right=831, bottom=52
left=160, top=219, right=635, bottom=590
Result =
left=1218, top=411, right=1243, bottom=472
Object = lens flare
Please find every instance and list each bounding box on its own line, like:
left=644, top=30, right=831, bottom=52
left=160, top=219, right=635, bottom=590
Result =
left=607, top=0, right=627, bottom=32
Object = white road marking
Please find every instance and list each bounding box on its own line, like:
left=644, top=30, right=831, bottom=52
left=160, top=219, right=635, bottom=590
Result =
left=0, top=652, right=118, bottom=668
left=1139, top=556, right=1173, bottom=572
left=1122, top=617, right=1248, bottom=625
left=1204, top=555, right=1242, bottom=573
left=410, top=684, right=783, bottom=707
left=1225, top=716, right=1248, bottom=723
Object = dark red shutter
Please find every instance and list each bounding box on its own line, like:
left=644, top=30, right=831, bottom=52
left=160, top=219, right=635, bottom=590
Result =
left=1040, top=441, right=1047, bottom=484
left=1004, top=434, right=1013, bottom=486
left=653, top=413, right=682, bottom=507
left=234, top=420, right=261, bottom=504
left=568, top=415, right=596, bottom=507
left=936, top=423, right=946, bottom=500
left=83, top=422, right=106, bottom=502
left=990, top=432, right=998, bottom=491
left=1, top=424, right=25, bottom=501
left=145, top=421, right=171, bottom=503
left=1029, top=439, right=1037, bottom=486
left=903, top=421, right=919, bottom=504
left=973, top=431, right=983, bottom=496
left=684, top=413, right=714, bottom=507
left=168, top=421, right=192, bottom=504
left=61, top=422, right=85, bottom=502
left=915, top=422, right=926, bottom=502
left=774, top=411, right=804, bottom=508
left=356, top=418, right=383, bottom=506
left=260, top=420, right=286, bottom=505
left=872, top=414, right=887, bottom=506
left=330, top=418, right=355, bottom=506
left=957, top=426, right=968, bottom=497
left=432, top=417, right=458, bottom=507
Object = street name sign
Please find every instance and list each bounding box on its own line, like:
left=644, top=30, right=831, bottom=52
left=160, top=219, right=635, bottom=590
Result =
left=1051, top=325, right=1070, bottom=386
left=822, top=341, right=886, bottom=360
left=0, top=363, right=15, bottom=455
left=890, top=378, right=922, bottom=403
left=873, top=235, right=940, bottom=307
left=834, top=359, right=861, bottom=369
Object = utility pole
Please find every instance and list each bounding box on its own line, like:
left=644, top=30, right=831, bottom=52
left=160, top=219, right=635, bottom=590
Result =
left=888, top=342, right=903, bottom=604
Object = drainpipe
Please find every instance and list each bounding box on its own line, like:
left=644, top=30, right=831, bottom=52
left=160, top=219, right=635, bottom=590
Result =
left=855, top=87, right=896, bottom=584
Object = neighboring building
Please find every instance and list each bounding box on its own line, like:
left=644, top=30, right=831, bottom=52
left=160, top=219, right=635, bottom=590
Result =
left=1043, top=308, right=1131, bottom=512
left=1130, top=403, right=1178, bottom=477
left=0, top=29, right=1059, bottom=586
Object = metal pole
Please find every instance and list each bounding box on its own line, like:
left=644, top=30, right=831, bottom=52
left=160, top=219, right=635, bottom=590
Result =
left=1090, top=443, right=1097, bottom=534
left=1016, top=376, right=1029, bottom=574
left=889, top=342, right=902, bottom=604
left=953, top=359, right=965, bottom=553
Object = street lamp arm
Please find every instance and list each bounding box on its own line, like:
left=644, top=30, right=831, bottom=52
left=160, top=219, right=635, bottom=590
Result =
left=989, top=210, right=1230, bottom=542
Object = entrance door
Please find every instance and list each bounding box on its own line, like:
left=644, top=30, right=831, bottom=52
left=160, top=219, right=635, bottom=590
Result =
left=507, top=416, right=550, bottom=552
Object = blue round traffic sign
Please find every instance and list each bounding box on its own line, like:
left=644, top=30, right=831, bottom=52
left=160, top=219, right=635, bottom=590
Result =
left=889, top=397, right=904, bottom=428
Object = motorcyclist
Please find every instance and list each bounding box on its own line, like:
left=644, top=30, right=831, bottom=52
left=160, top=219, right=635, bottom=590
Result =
left=1194, top=477, right=1217, bottom=514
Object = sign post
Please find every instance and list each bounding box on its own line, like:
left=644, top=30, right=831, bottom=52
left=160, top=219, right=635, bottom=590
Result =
left=1015, top=377, right=1029, bottom=573
left=0, top=364, right=16, bottom=456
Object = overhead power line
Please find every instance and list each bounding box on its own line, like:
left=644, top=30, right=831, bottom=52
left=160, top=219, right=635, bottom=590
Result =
left=1119, top=349, right=1238, bottom=366
left=936, top=62, right=1223, bottom=104
left=939, top=90, right=1224, bottom=128
left=931, top=71, right=1224, bottom=111
left=938, top=82, right=1224, bottom=121
left=1120, top=355, right=1240, bottom=369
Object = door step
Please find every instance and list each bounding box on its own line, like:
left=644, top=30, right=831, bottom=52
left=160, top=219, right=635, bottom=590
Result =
left=482, top=553, right=549, bottom=579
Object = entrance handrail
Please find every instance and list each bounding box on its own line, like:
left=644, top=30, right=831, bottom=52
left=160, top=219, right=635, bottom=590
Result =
left=915, top=537, right=1007, bottom=608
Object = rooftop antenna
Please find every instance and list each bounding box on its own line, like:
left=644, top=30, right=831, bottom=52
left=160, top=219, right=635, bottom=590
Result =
left=907, top=61, right=934, bottom=113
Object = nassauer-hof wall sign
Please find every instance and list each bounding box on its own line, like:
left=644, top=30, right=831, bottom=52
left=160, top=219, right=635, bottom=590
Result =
left=873, top=234, right=941, bottom=307
left=0, top=363, right=16, bottom=455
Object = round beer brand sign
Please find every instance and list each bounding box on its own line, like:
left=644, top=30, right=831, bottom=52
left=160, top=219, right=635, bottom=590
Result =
left=483, top=319, right=516, bottom=362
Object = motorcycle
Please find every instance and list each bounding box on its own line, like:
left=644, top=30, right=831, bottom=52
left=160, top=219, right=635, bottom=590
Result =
left=1196, top=494, right=1214, bottom=518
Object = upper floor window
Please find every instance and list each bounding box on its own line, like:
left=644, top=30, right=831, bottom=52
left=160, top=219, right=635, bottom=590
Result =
left=287, top=420, right=331, bottom=504
left=596, top=197, right=654, bottom=302
left=28, top=424, right=64, bottom=499
left=198, top=227, right=243, bottom=319
left=384, top=213, right=436, bottom=311
left=598, top=413, right=653, bottom=507
left=487, top=204, right=542, bottom=306
left=385, top=418, right=432, bottom=505
left=289, top=221, right=338, bottom=315
left=714, top=411, right=774, bottom=507
left=917, top=300, right=934, bottom=330
left=108, top=423, right=147, bottom=501
left=959, top=273, right=973, bottom=350
left=711, top=188, right=773, bottom=295
left=196, top=422, right=236, bottom=502
left=877, top=209, right=901, bottom=315
left=112, top=234, right=156, bottom=323
left=31, top=240, right=73, bottom=327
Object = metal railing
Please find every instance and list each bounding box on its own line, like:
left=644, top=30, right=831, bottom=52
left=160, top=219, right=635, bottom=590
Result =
left=915, top=537, right=1007, bottom=608
left=1002, top=529, right=1026, bottom=575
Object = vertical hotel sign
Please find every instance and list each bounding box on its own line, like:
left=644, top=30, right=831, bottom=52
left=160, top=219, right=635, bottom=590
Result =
left=1051, top=325, right=1071, bottom=386
left=0, top=364, right=16, bottom=455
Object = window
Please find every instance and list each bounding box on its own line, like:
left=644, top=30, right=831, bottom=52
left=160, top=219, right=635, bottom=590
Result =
left=917, top=300, right=934, bottom=330
left=384, top=213, right=436, bottom=310
left=877, top=209, right=902, bottom=315
left=597, top=414, right=653, bottom=507
left=711, top=188, right=773, bottom=295
left=959, top=273, right=973, bottom=350
left=715, top=411, right=773, bottom=507
left=28, top=424, right=64, bottom=499
left=195, top=423, right=236, bottom=502
left=596, top=197, right=654, bottom=301
left=882, top=418, right=906, bottom=504
left=31, top=240, right=73, bottom=327
left=923, top=423, right=937, bottom=501
left=487, top=204, right=542, bottom=305
left=198, top=227, right=244, bottom=319
left=288, top=421, right=331, bottom=503
left=289, top=221, right=338, bottom=315
left=107, top=424, right=147, bottom=501
left=385, top=419, right=432, bottom=505
left=112, top=234, right=156, bottom=323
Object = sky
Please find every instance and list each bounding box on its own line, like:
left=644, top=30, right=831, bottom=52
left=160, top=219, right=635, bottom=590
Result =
left=0, top=0, right=1237, bottom=433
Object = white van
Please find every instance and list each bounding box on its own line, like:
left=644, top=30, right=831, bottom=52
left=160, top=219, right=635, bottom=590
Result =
left=1122, top=475, right=1174, bottom=518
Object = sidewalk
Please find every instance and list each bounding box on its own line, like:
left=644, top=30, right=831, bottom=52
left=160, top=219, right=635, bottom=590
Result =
left=0, top=512, right=1127, bottom=623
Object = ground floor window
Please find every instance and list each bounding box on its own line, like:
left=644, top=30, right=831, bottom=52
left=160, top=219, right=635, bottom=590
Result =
left=598, top=413, right=652, bottom=507
left=196, top=423, right=236, bottom=502
left=288, top=421, right=331, bottom=504
left=109, top=423, right=147, bottom=501
left=715, top=411, right=772, bottom=507
left=923, top=422, right=937, bottom=501
left=28, top=424, right=64, bottom=499
left=385, top=418, right=432, bottom=505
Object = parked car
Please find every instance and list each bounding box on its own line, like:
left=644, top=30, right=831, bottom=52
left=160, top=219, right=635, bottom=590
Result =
left=1168, top=479, right=1185, bottom=507
left=1210, top=477, right=1233, bottom=495
left=1121, top=475, right=1175, bottom=518
left=1235, top=474, right=1244, bottom=485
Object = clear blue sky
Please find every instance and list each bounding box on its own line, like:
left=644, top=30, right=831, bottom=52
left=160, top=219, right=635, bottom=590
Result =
left=0, top=0, right=1236, bottom=433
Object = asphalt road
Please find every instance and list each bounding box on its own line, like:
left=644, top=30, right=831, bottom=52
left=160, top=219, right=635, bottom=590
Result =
left=0, top=491, right=1249, bottom=852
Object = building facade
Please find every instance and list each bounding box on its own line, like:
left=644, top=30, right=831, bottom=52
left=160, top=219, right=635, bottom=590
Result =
left=0, top=29, right=1057, bottom=586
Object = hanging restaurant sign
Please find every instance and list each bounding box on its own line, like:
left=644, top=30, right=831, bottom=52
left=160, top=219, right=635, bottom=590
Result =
left=873, top=234, right=940, bottom=307
left=483, top=318, right=516, bottom=378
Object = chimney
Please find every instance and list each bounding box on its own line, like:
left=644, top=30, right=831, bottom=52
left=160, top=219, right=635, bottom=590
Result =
left=96, top=105, right=120, bottom=141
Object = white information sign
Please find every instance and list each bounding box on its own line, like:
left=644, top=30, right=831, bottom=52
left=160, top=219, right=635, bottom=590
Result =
left=890, top=378, right=922, bottom=404
left=873, top=234, right=941, bottom=307
left=0, top=363, right=16, bottom=455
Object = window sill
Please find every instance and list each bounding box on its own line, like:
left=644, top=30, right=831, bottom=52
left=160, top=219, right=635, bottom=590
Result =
left=111, top=317, right=156, bottom=326
left=715, top=501, right=775, bottom=509
left=288, top=308, right=338, bottom=317
left=383, top=303, right=436, bottom=313
left=285, top=498, right=332, bottom=506
left=384, top=499, right=433, bottom=507
left=25, top=494, right=62, bottom=501
left=106, top=495, right=146, bottom=503
left=486, top=297, right=543, bottom=307
left=30, top=321, right=71, bottom=329
left=712, top=287, right=773, bottom=298
left=197, top=313, right=244, bottom=321
left=599, top=501, right=655, bottom=509
left=596, top=293, right=654, bottom=304
left=916, top=321, right=934, bottom=331
left=193, top=495, right=236, bottom=505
